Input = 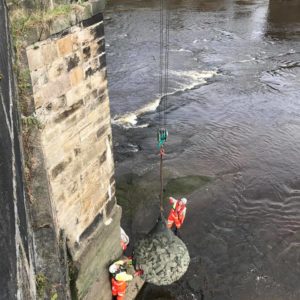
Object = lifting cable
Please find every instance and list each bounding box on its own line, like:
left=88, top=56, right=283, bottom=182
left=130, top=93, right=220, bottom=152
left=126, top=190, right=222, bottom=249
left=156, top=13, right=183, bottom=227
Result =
left=158, top=0, right=170, bottom=214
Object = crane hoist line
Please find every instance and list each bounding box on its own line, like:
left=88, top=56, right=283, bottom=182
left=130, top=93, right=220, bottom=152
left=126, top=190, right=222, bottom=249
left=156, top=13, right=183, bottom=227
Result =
left=133, top=1, right=191, bottom=286
left=157, top=0, right=170, bottom=213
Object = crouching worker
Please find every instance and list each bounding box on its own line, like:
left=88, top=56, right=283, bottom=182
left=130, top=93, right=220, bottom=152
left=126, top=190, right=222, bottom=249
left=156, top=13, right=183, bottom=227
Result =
left=109, top=258, right=143, bottom=300
left=167, top=197, right=187, bottom=236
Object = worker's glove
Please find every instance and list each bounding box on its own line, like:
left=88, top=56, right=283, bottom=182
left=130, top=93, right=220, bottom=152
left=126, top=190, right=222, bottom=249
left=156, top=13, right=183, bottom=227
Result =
left=134, top=270, right=144, bottom=276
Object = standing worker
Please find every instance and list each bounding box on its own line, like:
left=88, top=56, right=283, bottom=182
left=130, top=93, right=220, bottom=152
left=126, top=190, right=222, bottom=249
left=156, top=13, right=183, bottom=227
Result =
left=109, top=258, right=143, bottom=300
left=167, top=197, right=187, bottom=236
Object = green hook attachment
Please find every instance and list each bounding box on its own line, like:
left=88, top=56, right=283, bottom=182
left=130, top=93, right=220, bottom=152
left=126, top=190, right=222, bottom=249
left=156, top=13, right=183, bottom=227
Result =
left=157, top=128, right=168, bottom=148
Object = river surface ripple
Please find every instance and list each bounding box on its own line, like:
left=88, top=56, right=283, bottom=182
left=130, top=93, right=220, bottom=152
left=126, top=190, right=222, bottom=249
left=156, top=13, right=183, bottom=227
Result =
left=105, top=1, right=300, bottom=299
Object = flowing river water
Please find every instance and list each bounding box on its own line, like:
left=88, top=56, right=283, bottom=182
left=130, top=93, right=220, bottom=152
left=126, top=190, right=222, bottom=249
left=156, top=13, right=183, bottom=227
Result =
left=104, top=0, right=300, bottom=299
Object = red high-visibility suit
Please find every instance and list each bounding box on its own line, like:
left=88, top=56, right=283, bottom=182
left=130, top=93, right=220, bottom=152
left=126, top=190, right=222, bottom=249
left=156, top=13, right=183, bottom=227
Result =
left=111, top=277, right=127, bottom=300
left=167, top=197, right=187, bottom=229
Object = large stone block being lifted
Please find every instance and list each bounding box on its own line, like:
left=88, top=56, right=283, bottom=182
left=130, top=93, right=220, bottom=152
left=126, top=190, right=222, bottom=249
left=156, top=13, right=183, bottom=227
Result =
left=134, top=217, right=190, bottom=285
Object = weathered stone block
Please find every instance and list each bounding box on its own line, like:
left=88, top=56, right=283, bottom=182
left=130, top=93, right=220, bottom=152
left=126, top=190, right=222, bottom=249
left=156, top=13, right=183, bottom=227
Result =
left=79, top=123, right=95, bottom=141
left=30, top=66, right=48, bottom=92
left=47, top=57, right=67, bottom=81
left=42, top=128, right=60, bottom=145
left=68, top=160, right=84, bottom=179
left=79, top=211, right=103, bottom=243
left=27, top=45, right=44, bottom=70
left=96, top=38, right=105, bottom=55
left=91, top=21, right=104, bottom=39
left=99, top=150, right=107, bottom=164
left=77, top=28, right=94, bottom=46
left=87, top=108, right=108, bottom=124
left=70, top=67, right=84, bottom=87
left=41, top=74, right=71, bottom=101
left=82, top=46, right=91, bottom=61
left=41, top=43, right=58, bottom=66
left=65, top=82, right=89, bottom=107
left=66, top=52, right=81, bottom=72
left=55, top=99, right=84, bottom=123
left=99, top=53, right=106, bottom=68
left=51, top=157, right=72, bottom=179
left=57, top=35, right=74, bottom=56
left=62, top=135, right=80, bottom=154
left=96, top=124, right=108, bottom=139
left=50, top=95, right=67, bottom=111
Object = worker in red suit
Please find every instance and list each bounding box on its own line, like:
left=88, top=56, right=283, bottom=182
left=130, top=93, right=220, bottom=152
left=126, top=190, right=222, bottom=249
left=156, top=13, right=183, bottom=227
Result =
left=167, top=197, right=187, bottom=236
left=109, top=258, right=143, bottom=300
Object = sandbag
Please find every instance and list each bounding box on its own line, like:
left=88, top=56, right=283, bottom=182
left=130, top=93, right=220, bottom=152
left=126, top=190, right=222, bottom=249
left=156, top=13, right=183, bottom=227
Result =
left=134, top=216, right=190, bottom=285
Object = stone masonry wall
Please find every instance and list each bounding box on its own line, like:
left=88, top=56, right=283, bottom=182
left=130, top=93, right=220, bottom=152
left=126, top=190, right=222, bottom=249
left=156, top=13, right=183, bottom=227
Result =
left=26, top=13, right=117, bottom=259
left=7, top=0, right=124, bottom=297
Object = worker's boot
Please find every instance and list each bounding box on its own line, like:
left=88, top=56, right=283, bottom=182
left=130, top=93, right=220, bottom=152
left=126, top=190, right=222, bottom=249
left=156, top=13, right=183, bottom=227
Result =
left=174, top=227, right=182, bottom=239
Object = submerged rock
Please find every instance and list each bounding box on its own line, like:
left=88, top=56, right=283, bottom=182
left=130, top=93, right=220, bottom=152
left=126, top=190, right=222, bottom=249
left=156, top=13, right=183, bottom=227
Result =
left=134, top=217, right=190, bottom=285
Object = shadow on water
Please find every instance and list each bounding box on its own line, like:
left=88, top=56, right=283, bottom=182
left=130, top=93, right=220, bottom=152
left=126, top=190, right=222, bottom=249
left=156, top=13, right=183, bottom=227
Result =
left=266, top=0, right=300, bottom=40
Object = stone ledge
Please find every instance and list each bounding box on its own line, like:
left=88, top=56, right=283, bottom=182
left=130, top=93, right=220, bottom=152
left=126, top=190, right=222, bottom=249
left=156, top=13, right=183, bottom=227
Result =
left=72, top=204, right=120, bottom=261
left=75, top=205, right=123, bottom=300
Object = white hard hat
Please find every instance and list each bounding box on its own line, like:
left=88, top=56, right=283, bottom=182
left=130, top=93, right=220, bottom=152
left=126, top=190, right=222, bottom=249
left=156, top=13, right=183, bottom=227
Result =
left=109, top=264, right=119, bottom=274
left=181, top=198, right=187, bottom=204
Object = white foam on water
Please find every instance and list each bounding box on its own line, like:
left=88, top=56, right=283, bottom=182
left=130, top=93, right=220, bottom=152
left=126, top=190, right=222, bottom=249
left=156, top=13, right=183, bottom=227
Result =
left=112, top=70, right=217, bottom=128
left=112, top=98, right=160, bottom=128
left=171, top=48, right=193, bottom=53
left=238, top=57, right=256, bottom=63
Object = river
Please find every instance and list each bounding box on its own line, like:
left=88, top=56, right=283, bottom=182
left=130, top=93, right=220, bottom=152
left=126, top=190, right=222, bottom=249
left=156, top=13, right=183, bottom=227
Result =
left=104, top=0, right=300, bottom=299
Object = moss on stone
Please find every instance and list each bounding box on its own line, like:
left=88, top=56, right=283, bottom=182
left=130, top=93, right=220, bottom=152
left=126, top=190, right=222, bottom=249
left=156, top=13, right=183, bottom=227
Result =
left=36, top=273, right=47, bottom=298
